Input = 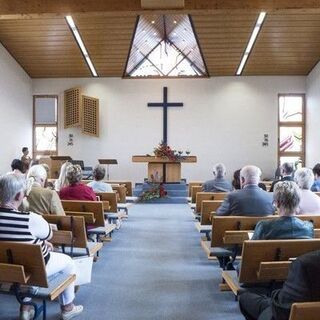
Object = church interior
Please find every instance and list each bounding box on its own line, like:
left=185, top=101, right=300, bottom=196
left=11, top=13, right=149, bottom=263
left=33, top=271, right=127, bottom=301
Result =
left=1, top=1, right=320, bottom=319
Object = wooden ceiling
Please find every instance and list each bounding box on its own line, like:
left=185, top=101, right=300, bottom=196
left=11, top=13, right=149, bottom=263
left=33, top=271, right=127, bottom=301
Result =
left=0, top=1, right=319, bottom=78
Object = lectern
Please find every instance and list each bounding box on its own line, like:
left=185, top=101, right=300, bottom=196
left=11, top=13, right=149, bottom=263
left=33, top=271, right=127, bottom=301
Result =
left=98, top=159, right=118, bottom=180
left=39, top=156, right=72, bottom=179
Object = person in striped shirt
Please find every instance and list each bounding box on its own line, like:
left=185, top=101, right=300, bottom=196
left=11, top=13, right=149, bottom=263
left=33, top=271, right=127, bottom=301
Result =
left=0, top=174, right=83, bottom=320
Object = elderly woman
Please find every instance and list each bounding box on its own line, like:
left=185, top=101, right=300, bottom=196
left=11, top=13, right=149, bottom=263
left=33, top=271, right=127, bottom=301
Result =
left=87, top=164, right=113, bottom=193
left=59, top=164, right=96, bottom=201
left=0, top=174, right=83, bottom=320
left=294, top=167, right=320, bottom=214
left=25, top=164, right=65, bottom=215
left=252, top=181, right=313, bottom=240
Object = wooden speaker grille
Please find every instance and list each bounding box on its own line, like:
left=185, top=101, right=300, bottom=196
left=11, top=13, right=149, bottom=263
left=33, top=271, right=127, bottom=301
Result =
left=82, top=95, right=99, bottom=137
left=64, top=87, right=81, bottom=128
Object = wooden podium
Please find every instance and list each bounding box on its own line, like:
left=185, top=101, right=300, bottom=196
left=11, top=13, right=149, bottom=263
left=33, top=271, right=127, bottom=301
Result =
left=132, top=155, right=197, bottom=183
left=39, top=156, right=72, bottom=179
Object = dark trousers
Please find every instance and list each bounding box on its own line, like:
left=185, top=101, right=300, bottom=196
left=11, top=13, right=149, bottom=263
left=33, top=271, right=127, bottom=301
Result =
left=239, top=290, right=273, bottom=320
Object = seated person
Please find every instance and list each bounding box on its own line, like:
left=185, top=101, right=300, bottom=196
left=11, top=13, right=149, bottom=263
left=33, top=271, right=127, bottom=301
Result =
left=232, top=168, right=266, bottom=191
left=269, top=162, right=294, bottom=192
left=55, top=161, right=72, bottom=192
left=294, top=167, right=320, bottom=215
left=216, top=165, right=275, bottom=216
left=87, top=165, right=113, bottom=192
left=202, top=163, right=233, bottom=192
left=239, top=250, right=320, bottom=320
left=10, top=159, right=25, bottom=175
left=24, top=165, right=65, bottom=215
left=311, top=163, right=320, bottom=192
left=252, top=181, right=314, bottom=240
left=41, top=163, right=54, bottom=190
left=0, top=174, right=83, bottom=320
left=59, top=164, right=96, bottom=201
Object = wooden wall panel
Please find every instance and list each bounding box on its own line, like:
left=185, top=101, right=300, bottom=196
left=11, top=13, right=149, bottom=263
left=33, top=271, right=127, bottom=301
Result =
left=82, top=95, right=99, bottom=137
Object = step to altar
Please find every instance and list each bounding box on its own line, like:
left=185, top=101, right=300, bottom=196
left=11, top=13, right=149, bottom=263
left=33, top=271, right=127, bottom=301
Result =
left=133, top=181, right=188, bottom=204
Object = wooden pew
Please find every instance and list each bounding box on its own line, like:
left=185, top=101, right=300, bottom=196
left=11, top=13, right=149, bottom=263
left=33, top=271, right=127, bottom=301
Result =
left=107, top=181, right=133, bottom=196
left=187, top=182, right=202, bottom=202
left=111, top=184, right=127, bottom=203
left=289, top=302, right=320, bottom=320
left=261, top=180, right=273, bottom=192
left=221, top=239, right=320, bottom=299
left=189, top=185, right=203, bottom=209
left=43, top=215, right=103, bottom=258
left=61, top=200, right=115, bottom=241
left=0, top=242, right=76, bottom=319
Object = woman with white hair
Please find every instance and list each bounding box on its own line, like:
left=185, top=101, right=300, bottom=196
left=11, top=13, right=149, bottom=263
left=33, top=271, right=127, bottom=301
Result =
left=252, top=181, right=314, bottom=239
left=25, top=165, right=65, bottom=215
left=294, top=167, right=320, bottom=214
left=87, top=164, right=113, bottom=192
left=0, top=174, right=83, bottom=319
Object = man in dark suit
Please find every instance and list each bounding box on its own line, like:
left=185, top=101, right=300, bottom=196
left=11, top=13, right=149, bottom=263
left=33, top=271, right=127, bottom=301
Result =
left=269, top=162, right=294, bottom=192
left=216, top=165, right=275, bottom=216
left=239, top=250, right=320, bottom=320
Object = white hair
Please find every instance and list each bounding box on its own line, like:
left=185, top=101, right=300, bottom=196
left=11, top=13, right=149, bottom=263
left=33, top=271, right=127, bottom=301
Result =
left=274, top=181, right=301, bottom=215
left=294, top=167, right=314, bottom=190
left=213, top=163, right=226, bottom=179
left=26, top=164, right=47, bottom=195
left=0, top=174, right=26, bottom=205
left=240, top=165, right=261, bottom=185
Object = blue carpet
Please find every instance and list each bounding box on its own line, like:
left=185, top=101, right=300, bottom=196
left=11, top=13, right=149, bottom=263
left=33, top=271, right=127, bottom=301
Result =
left=0, top=204, right=242, bottom=320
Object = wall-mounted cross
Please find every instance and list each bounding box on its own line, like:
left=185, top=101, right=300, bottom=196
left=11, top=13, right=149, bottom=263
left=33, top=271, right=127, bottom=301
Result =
left=148, top=87, right=183, bottom=144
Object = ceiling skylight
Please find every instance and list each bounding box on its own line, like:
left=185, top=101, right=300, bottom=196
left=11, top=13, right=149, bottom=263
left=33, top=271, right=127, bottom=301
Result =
left=124, top=15, right=208, bottom=78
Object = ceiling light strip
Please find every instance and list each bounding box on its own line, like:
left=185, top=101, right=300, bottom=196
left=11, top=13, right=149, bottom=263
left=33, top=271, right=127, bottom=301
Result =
left=236, top=12, right=266, bottom=76
left=65, top=15, right=98, bottom=77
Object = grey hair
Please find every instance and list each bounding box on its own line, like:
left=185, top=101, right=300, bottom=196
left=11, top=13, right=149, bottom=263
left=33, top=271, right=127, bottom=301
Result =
left=66, top=164, right=82, bottom=185
left=294, top=168, right=314, bottom=190
left=26, top=165, right=47, bottom=195
left=0, top=174, right=26, bottom=205
left=93, top=164, right=106, bottom=181
left=213, top=163, right=226, bottom=179
left=240, top=165, right=261, bottom=184
left=274, top=181, right=301, bottom=215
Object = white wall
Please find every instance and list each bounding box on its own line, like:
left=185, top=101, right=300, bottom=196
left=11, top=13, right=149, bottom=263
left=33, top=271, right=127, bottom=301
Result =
left=306, top=61, right=320, bottom=167
left=0, top=43, right=32, bottom=174
left=32, top=76, right=305, bottom=183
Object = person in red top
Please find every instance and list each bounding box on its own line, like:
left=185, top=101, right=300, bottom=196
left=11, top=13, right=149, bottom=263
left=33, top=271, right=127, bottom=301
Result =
left=59, top=164, right=96, bottom=201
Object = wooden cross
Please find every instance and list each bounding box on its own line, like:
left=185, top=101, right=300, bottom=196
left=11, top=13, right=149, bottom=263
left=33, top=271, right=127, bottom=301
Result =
left=148, top=87, right=183, bottom=144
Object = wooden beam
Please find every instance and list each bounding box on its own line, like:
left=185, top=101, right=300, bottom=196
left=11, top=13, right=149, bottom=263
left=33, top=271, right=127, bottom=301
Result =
left=0, top=0, right=319, bottom=18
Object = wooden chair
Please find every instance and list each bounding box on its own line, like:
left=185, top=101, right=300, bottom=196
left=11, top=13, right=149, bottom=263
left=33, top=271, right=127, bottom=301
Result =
left=289, top=302, right=320, bottom=320
left=43, top=215, right=103, bottom=258
left=61, top=200, right=115, bottom=241
left=221, top=239, right=320, bottom=299
left=0, top=242, right=75, bottom=320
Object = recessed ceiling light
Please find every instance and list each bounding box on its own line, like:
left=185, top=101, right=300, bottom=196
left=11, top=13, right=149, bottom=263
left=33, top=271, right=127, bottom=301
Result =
left=153, top=32, right=157, bottom=36
left=174, top=20, right=177, bottom=24
left=173, top=32, right=177, bottom=36
left=236, top=12, right=266, bottom=76
left=65, top=15, right=98, bottom=77
left=151, top=20, right=155, bottom=24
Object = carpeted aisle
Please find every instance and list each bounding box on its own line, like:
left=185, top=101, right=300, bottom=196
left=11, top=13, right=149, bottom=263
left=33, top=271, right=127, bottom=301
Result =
left=0, top=204, right=243, bottom=320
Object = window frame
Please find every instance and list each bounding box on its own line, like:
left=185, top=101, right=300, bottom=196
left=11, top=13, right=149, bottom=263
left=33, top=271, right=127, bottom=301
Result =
left=33, top=95, right=59, bottom=159
left=277, top=93, right=306, bottom=167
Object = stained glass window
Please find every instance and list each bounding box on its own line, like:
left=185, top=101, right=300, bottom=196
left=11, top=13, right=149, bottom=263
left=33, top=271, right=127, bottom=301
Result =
left=278, top=94, right=305, bottom=167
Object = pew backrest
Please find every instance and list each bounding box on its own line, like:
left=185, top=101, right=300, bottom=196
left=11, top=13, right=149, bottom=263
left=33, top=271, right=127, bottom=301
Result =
left=289, top=302, right=320, bottom=320
left=43, top=215, right=88, bottom=248
left=188, top=182, right=202, bottom=197
left=191, top=185, right=202, bottom=203
left=96, top=192, right=117, bottom=212
left=239, top=239, right=320, bottom=284
left=107, top=181, right=133, bottom=196
left=61, top=200, right=105, bottom=227
left=201, top=200, right=223, bottom=225
left=195, top=192, right=227, bottom=213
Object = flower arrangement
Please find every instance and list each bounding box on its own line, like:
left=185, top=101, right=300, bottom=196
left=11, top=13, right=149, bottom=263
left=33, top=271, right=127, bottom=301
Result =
left=153, top=141, right=185, bottom=161
left=139, top=171, right=167, bottom=202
